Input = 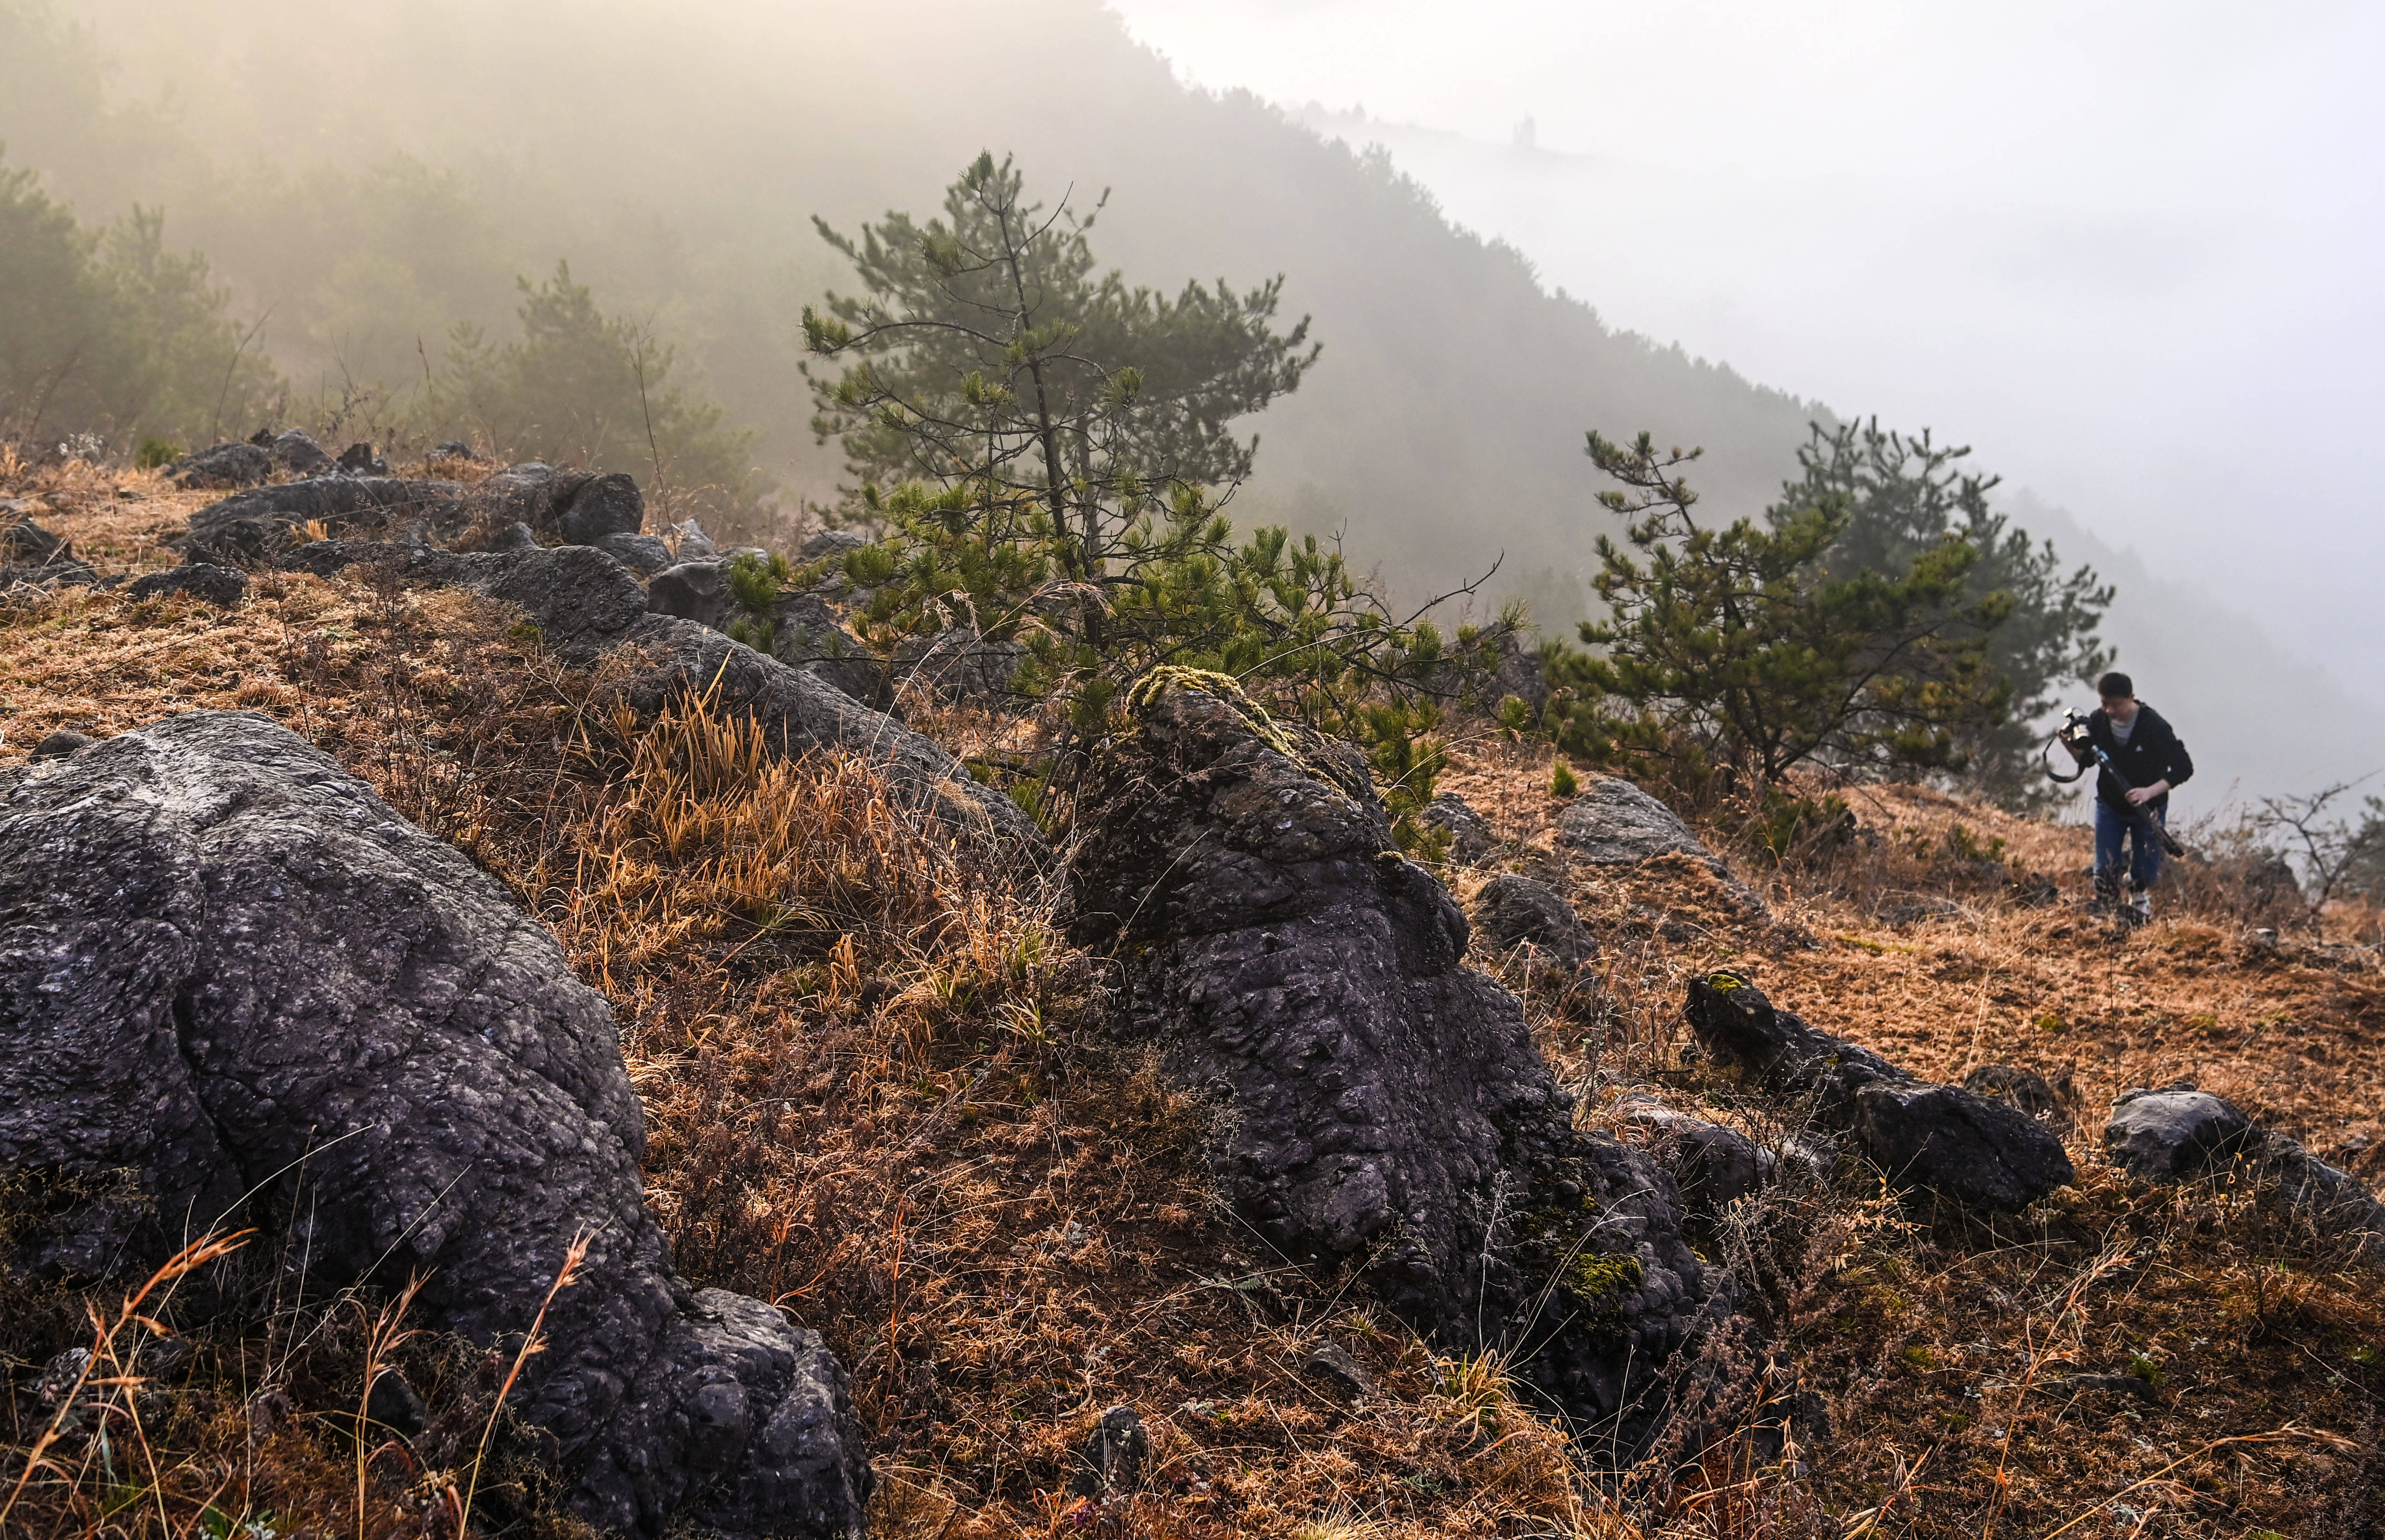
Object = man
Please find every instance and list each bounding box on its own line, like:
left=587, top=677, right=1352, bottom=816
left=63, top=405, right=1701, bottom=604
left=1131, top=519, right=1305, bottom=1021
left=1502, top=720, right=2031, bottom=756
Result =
left=2068, top=670, right=2194, bottom=922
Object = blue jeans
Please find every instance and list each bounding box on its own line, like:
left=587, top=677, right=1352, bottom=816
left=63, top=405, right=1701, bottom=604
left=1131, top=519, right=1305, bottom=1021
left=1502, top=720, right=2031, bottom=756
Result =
left=2094, top=800, right=2165, bottom=894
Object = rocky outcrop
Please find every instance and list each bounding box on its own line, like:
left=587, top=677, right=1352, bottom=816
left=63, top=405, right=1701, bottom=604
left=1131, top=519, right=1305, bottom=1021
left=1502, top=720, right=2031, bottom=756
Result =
left=280, top=539, right=1036, bottom=846
left=1685, top=973, right=2074, bottom=1210
left=0, top=712, right=870, bottom=1537
left=1469, top=873, right=1596, bottom=970
left=1069, top=671, right=1738, bottom=1454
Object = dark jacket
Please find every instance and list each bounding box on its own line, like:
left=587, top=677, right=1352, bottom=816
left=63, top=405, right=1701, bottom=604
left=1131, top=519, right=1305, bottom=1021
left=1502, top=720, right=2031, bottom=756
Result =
left=2085, top=702, right=2193, bottom=814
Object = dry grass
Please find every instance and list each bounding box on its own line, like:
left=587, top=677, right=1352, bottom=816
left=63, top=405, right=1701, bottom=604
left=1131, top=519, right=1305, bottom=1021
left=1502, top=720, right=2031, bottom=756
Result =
left=6, top=455, right=2380, bottom=1534
left=1443, top=735, right=2385, bottom=1536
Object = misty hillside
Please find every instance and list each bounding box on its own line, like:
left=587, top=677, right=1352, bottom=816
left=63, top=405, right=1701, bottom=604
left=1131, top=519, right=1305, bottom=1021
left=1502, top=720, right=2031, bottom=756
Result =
left=6, top=0, right=2382, bottom=803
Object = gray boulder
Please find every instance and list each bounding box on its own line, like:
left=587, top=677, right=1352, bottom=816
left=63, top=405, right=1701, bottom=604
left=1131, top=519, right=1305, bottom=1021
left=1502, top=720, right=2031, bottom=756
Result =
left=1069, top=674, right=1739, bottom=1456
left=771, top=592, right=887, bottom=708
left=127, top=564, right=248, bottom=607
left=648, top=558, right=736, bottom=631
left=0, top=712, right=870, bottom=1537
left=560, top=472, right=644, bottom=546
left=1420, top=791, right=1494, bottom=863
left=799, top=529, right=869, bottom=562
left=280, top=539, right=1038, bottom=847
left=598, top=532, right=675, bottom=574
left=165, top=441, right=273, bottom=489
left=1558, top=775, right=1714, bottom=866
left=2103, top=1085, right=2253, bottom=1180
left=1469, top=873, right=1596, bottom=970
left=265, top=430, right=333, bottom=476
left=1686, top=973, right=2074, bottom=1210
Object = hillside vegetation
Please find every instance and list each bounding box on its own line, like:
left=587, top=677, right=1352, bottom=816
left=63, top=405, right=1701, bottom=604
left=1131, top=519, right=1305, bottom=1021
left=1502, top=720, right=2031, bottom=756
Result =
left=1, top=452, right=2378, bottom=1537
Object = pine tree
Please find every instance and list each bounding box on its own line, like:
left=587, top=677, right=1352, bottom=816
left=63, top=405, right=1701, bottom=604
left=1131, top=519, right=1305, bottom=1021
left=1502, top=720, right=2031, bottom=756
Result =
left=802, top=154, right=1512, bottom=845
left=1770, top=420, right=2111, bottom=805
left=1550, top=431, right=2011, bottom=790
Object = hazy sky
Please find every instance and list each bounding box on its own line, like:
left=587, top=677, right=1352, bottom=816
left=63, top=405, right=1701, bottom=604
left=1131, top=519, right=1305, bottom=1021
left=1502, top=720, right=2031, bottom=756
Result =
left=1107, top=1, right=2385, bottom=702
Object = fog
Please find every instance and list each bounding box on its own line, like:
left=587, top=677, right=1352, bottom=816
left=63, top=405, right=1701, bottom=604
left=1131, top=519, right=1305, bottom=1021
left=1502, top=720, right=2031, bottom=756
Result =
left=1114, top=0, right=2385, bottom=705
left=6, top=0, right=2380, bottom=808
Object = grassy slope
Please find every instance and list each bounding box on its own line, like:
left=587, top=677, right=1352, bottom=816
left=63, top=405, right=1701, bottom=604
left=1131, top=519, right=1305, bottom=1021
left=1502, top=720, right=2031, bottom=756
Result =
left=1, top=462, right=2379, bottom=1537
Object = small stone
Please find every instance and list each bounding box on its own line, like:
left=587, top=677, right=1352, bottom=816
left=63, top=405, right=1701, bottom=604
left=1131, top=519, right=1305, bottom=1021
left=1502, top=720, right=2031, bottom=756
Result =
left=127, top=565, right=248, bottom=607
left=1470, top=874, right=1596, bottom=970
left=494, top=521, right=542, bottom=552
left=29, top=731, right=96, bottom=761
left=1420, top=792, right=1493, bottom=862
left=1067, top=1405, right=1147, bottom=1499
left=1301, top=1341, right=1376, bottom=1402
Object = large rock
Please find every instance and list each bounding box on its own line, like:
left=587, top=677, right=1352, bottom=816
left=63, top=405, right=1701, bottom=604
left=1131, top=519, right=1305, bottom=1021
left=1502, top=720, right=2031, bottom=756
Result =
left=1069, top=671, right=1737, bottom=1454
left=281, top=539, right=1036, bottom=846
left=1685, top=973, right=2074, bottom=1210
left=0, top=712, right=870, bottom=1537
left=1469, top=873, right=1596, bottom=970
left=2104, top=1086, right=2253, bottom=1180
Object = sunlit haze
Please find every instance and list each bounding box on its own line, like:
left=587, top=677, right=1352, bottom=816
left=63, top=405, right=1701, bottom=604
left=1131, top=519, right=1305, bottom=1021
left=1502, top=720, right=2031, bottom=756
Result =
left=1109, top=0, right=2385, bottom=707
